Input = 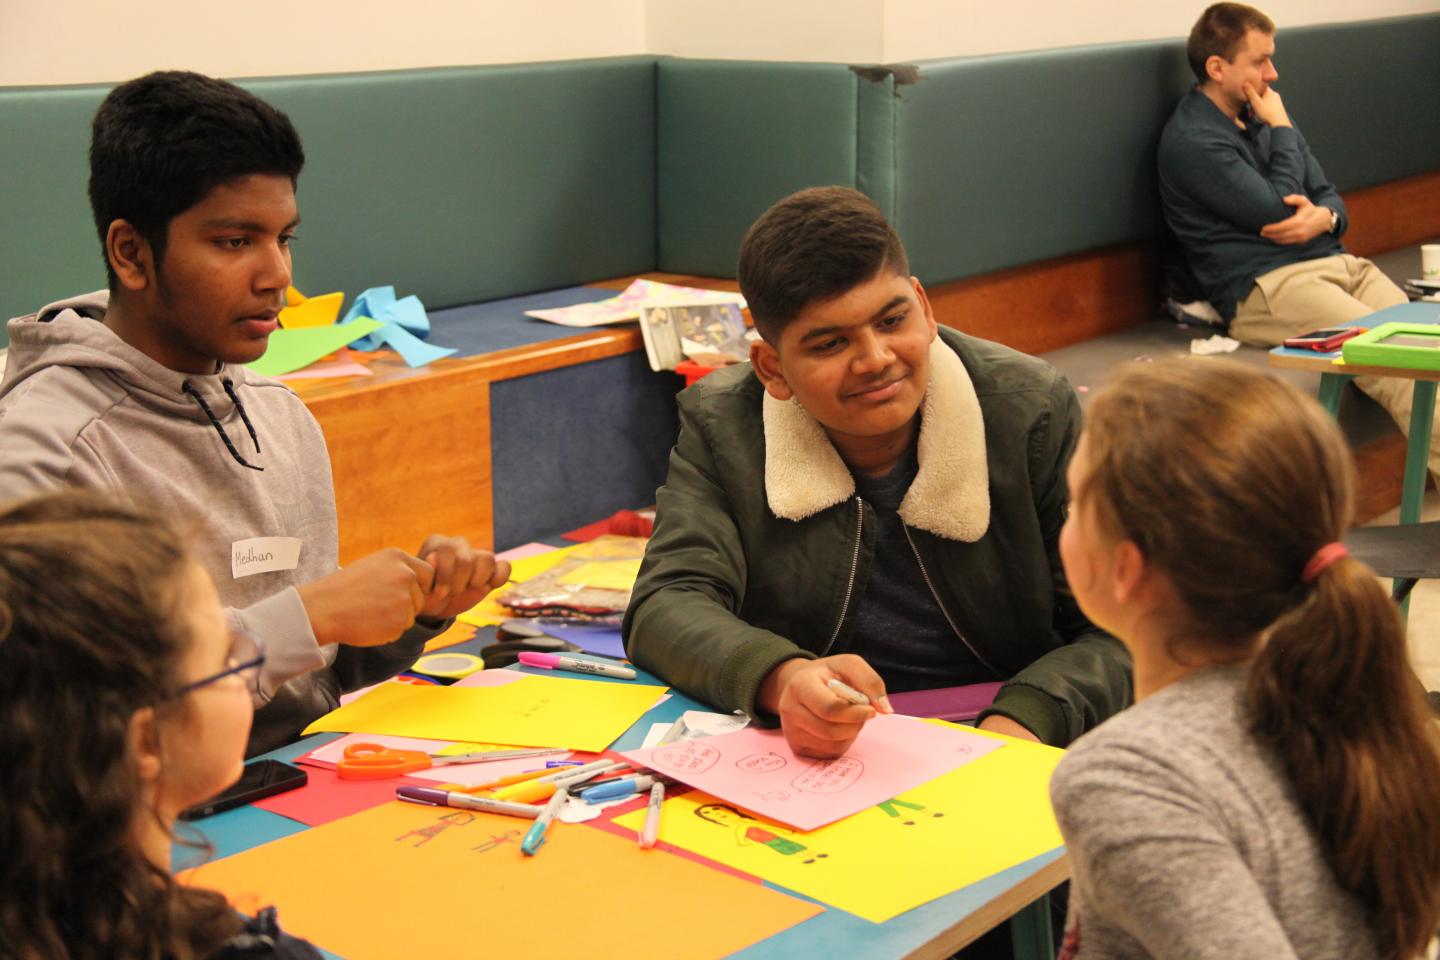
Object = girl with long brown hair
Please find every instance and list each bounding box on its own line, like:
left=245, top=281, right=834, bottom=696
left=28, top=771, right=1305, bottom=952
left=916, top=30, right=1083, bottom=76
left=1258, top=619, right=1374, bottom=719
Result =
left=1050, top=359, right=1440, bottom=959
left=0, top=492, right=318, bottom=959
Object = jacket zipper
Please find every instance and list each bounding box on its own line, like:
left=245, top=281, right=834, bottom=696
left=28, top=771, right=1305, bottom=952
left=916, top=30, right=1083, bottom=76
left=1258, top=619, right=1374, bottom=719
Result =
left=901, top=525, right=1005, bottom=679
left=821, top=496, right=864, bottom=656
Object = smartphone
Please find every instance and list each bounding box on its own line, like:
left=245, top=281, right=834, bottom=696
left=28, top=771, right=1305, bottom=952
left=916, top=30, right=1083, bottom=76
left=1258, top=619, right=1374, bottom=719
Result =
left=178, top=759, right=308, bottom=820
left=1282, top=326, right=1364, bottom=351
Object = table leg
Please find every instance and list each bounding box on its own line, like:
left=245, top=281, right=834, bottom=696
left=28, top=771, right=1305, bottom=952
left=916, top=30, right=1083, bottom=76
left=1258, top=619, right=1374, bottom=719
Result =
left=1009, top=894, right=1054, bottom=960
left=1395, top=380, right=1438, bottom=620
left=1316, top=372, right=1351, bottom=418
left=1400, top=380, right=1436, bottom=526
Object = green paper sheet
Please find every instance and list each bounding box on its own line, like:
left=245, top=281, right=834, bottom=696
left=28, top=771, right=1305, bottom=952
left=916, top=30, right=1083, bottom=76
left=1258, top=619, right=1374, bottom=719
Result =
left=246, top=317, right=383, bottom=377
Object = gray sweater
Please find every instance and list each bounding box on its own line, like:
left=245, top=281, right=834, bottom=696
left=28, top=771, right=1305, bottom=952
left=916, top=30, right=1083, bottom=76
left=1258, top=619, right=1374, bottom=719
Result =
left=0, top=292, right=440, bottom=754
left=1050, top=666, right=1378, bottom=960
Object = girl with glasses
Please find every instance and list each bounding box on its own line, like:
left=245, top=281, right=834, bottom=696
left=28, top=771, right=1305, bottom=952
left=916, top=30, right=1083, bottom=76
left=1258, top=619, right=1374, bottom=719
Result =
left=1050, top=359, right=1440, bottom=960
left=0, top=491, right=318, bottom=959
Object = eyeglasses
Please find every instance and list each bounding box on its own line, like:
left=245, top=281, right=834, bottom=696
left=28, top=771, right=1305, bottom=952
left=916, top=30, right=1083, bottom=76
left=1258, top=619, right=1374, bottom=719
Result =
left=171, top=628, right=266, bottom=697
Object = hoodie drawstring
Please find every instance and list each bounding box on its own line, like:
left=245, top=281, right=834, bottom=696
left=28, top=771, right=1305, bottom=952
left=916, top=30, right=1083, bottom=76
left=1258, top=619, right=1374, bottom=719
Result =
left=182, top=380, right=264, bottom=472
left=222, top=379, right=263, bottom=456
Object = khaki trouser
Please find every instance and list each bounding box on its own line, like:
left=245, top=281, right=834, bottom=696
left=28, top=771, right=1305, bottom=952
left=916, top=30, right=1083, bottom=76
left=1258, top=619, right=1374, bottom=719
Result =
left=1231, top=254, right=1439, bottom=482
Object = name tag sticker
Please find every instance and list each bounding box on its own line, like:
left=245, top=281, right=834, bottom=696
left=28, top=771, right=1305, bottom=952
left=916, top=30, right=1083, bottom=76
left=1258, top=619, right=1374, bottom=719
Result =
left=232, top=537, right=303, bottom=579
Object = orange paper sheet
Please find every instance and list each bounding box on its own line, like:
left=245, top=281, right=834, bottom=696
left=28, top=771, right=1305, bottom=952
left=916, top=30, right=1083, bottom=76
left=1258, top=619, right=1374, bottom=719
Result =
left=183, top=801, right=821, bottom=960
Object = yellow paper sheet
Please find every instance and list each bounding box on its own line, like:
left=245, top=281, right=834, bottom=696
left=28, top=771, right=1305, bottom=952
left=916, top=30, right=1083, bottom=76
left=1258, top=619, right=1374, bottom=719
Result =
left=456, top=545, right=580, bottom=626
left=555, top=558, right=643, bottom=591
left=183, top=801, right=820, bottom=960
left=616, top=725, right=1064, bottom=923
left=302, top=674, right=667, bottom=752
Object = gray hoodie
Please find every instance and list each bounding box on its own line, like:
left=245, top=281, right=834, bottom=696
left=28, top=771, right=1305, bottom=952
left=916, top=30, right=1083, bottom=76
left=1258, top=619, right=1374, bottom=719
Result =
left=0, top=291, right=433, bottom=754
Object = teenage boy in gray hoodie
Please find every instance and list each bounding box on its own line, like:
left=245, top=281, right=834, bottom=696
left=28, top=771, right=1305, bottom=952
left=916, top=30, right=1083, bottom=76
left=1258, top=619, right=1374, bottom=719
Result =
left=0, top=71, right=509, bottom=754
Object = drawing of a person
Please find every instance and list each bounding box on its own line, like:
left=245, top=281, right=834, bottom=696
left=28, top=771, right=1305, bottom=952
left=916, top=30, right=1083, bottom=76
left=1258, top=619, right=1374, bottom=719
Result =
left=395, top=811, right=474, bottom=847
left=693, top=802, right=829, bottom=864
left=471, top=829, right=522, bottom=854
left=876, top=797, right=945, bottom=826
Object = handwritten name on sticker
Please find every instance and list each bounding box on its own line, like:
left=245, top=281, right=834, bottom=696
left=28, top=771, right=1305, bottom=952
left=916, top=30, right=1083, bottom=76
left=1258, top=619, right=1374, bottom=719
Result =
left=231, top=537, right=303, bottom=579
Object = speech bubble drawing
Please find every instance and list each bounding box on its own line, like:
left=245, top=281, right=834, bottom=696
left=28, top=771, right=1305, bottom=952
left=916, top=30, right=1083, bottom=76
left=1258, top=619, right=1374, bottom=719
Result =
left=650, top=740, right=720, bottom=774
left=792, top=756, right=864, bottom=794
left=736, top=751, right=787, bottom=773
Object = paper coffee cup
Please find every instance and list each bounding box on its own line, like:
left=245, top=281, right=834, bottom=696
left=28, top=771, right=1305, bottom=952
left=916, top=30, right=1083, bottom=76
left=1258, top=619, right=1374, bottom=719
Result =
left=1423, top=244, right=1440, bottom=280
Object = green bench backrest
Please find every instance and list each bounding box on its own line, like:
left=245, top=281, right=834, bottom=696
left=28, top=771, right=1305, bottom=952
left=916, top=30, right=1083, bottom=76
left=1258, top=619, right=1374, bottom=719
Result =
left=5, top=15, right=1438, bottom=339
left=0, top=56, right=658, bottom=332
left=655, top=13, right=1440, bottom=284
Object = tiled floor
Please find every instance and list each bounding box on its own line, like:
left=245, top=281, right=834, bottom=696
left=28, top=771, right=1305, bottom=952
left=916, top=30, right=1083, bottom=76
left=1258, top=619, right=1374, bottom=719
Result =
left=1362, top=489, right=1440, bottom=692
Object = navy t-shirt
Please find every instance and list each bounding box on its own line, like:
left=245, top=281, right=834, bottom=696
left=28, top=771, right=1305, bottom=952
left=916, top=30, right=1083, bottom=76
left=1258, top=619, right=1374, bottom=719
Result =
left=844, top=445, right=990, bottom=692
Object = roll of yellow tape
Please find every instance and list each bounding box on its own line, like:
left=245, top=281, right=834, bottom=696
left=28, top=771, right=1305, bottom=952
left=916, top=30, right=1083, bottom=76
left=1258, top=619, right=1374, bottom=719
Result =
left=411, top=652, right=484, bottom=680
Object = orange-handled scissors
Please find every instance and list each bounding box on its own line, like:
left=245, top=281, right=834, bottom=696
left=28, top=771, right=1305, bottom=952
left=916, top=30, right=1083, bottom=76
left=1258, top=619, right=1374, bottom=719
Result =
left=336, top=743, right=567, bottom=780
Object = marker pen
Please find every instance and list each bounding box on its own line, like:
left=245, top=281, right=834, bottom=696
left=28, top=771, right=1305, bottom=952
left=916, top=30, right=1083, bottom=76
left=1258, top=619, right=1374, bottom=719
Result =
left=580, top=774, right=655, bottom=804
left=396, top=785, right=542, bottom=819
left=550, top=761, right=629, bottom=789
left=521, top=786, right=570, bottom=856
left=826, top=677, right=870, bottom=706
left=454, top=764, right=561, bottom=794
left=639, top=781, right=664, bottom=849
left=517, top=651, right=637, bottom=680
left=493, top=760, right=625, bottom=804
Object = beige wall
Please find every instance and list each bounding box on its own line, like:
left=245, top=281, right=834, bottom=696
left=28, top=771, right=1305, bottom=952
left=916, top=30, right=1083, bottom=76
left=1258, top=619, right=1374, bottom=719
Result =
left=4, top=0, right=1439, bottom=86
left=881, top=0, right=1440, bottom=62
left=0, top=0, right=647, bottom=86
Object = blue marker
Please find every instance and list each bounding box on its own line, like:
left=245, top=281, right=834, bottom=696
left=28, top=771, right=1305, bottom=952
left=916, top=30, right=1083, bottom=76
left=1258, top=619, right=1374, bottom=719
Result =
left=520, top=786, right=569, bottom=856
left=580, top=774, right=656, bottom=804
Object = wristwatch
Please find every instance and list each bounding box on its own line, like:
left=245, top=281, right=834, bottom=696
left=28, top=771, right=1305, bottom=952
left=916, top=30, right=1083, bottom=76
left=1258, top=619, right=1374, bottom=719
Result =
left=1327, top=207, right=1339, bottom=234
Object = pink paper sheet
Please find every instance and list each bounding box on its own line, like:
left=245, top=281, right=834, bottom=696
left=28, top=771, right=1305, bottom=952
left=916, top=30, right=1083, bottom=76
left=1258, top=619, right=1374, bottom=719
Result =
left=622, top=713, right=1004, bottom=831
left=496, top=541, right=558, bottom=561
left=276, top=360, right=374, bottom=381
left=297, top=731, right=574, bottom=786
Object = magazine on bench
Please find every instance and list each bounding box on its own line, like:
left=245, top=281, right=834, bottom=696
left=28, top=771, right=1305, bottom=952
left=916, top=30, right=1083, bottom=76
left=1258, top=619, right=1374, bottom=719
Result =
left=638, top=301, right=751, bottom=372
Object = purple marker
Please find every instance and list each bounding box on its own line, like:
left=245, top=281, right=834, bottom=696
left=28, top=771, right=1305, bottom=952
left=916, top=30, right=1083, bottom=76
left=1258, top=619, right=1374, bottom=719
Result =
left=396, top=785, right=542, bottom=819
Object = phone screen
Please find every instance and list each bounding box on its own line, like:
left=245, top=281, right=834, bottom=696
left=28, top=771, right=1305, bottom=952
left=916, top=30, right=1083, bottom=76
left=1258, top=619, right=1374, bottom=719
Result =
left=178, top=759, right=308, bottom=820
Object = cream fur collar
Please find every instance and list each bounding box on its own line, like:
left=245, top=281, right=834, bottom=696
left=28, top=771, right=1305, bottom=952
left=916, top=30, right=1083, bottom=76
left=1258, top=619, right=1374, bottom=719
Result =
left=762, top=339, right=990, bottom=541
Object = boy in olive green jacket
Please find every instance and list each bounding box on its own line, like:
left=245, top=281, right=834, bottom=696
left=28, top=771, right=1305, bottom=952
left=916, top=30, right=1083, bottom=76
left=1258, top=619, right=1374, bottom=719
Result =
left=624, top=187, right=1131, bottom=757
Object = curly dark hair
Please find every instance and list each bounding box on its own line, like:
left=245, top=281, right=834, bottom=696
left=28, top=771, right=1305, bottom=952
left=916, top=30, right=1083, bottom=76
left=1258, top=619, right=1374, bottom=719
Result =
left=0, top=491, right=241, bottom=959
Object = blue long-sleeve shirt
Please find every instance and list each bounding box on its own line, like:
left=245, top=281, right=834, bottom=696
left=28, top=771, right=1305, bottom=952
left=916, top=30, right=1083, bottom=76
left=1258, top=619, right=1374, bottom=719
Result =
left=1159, top=88, right=1346, bottom=321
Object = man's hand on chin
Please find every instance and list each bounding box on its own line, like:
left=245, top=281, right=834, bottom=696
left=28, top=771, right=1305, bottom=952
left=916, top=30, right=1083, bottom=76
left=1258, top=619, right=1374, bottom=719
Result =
left=1243, top=83, right=1291, bottom=128
left=1260, top=195, right=1332, bottom=245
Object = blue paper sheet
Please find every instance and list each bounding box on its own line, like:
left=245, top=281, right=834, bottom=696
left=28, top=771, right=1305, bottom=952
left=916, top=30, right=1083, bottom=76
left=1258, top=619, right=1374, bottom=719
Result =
left=342, top=285, right=455, bottom=366
left=535, top=621, right=627, bottom=658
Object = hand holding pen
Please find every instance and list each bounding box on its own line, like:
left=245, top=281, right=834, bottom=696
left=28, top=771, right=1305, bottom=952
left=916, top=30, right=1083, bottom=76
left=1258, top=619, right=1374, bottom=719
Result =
left=756, top=654, right=891, bottom=760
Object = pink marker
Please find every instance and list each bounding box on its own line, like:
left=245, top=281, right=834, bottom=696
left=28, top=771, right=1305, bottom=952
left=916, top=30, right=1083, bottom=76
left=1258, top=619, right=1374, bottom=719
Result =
left=517, top=651, right=637, bottom=681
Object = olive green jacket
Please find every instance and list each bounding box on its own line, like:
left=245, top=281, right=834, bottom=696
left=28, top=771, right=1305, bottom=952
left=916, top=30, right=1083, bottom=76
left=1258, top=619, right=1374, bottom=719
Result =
left=623, top=326, right=1131, bottom=746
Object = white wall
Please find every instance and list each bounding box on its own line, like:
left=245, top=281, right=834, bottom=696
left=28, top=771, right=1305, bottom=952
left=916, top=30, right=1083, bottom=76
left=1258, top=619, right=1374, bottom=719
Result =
left=4, top=0, right=1439, bottom=86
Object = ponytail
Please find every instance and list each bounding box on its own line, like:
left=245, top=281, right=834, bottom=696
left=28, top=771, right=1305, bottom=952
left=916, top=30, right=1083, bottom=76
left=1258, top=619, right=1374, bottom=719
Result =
left=1251, top=556, right=1440, bottom=960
